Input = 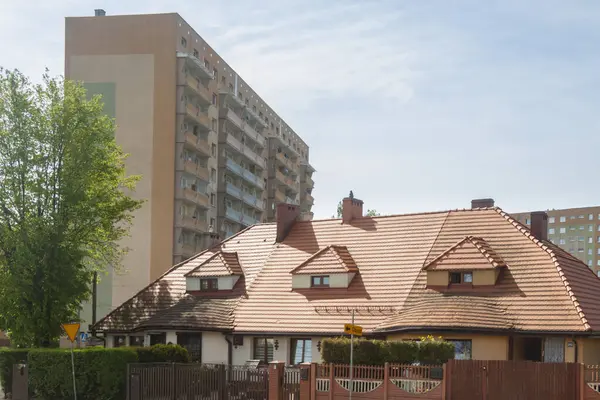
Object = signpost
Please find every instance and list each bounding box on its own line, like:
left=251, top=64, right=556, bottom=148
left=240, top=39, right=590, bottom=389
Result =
left=62, top=323, right=80, bottom=400
left=343, top=311, right=363, bottom=400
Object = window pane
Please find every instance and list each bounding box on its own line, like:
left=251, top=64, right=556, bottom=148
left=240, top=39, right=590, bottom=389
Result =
left=450, top=273, right=461, bottom=284
left=292, top=339, right=305, bottom=364
left=129, top=336, right=144, bottom=347
left=322, top=276, right=330, bottom=286
left=463, top=273, right=473, bottom=283
left=448, top=340, right=472, bottom=360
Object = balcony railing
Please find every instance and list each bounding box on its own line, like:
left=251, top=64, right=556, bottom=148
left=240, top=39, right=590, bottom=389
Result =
left=285, top=196, right=297, bottom=205
left=178, top=52, right=214, bottom=80
left=181, top=242, right=197, bottom=256
left=245, top=107, right=268, bottom=128
left=225, top=207, right=243, bottom=223
left=243, top=122, right=266, bottom=148
left=274, top=189, right=285, bottom=203
left=182, top=161, right=209, bottom=182
left=242, top=192, right=263, bottom=210
left=183, top=132, right=211, bottom=157
left=224, top=133, right=266, bottom=170
left=185, top=103, right=211, bottom=131
left=185, top=75, right=211, bottom=105
left=304, top=192, right=314, bottom=205
left=275, top=170, right=299, bottom=193
left=302, top=174, right=314, bottom=187
left=181, top=188, right=210, bottom=208
left=276, top=152, right=298, bottom=171
left=226, top=182, right=243, bottom=199
left=241, top=214, right=259, bottom=226
left=225, top=158, right=265, bottom=190
left=221, top=107, right=244, bottom=130
left=178, top=216, right=208, bottom=232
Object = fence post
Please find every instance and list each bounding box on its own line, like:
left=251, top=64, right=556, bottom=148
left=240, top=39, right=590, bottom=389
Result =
left=329, top=364, right=334, bottom=400
left=383, top=362, right=389, bottom=400
left=218, top=364, right=227, bottom=400
left=441, top=363, right=447, bottom=400
left=299, top=363, right=312, bottom=400
left=171, top=363, right=176, bottom=400
left=445, top=360, right=453, bottom=400
left=310, top=362, right=317, bottom=400
left=579, top=363, right=585, bottom=400
left=268, top=361, right=284, bottom=400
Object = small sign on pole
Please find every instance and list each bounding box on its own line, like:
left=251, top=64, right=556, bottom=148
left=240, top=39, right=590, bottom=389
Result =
left=62, top=323, right=80, bottom=400
left=343, top=323, right=363, bottom=337
left=343, top=311, right=361, bottom=400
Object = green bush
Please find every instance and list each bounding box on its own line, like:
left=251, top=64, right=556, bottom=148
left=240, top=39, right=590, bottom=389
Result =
left=28, top=347, right=138, bottom=400
left=321, top=336, right=454, bottom=365
left=0, top=348, right=30, bottom=397
left=135, top=344, right=190, bottom=363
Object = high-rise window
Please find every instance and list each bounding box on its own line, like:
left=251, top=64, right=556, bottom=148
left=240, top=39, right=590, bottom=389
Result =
left=588, top=260, right=592, bottom=267
left=193, top=48, right=199, bottom=58
left=549, top=228, right=555, bottom=234
left=549, top=217, right=555, bottom=223
left=210, top=193, right=215, bottom=206
left=559, top=228, right=566, bottom=234
left=589, top=237, right=593, bottom=244
left=589, top=249, right=593, bottom=255
left=559, top=239, right=566, bottom=245
left=560, top=216, right=566, bottom=222
left=181, top=37, right=187, bottom=47
left=211, top=144, right=217, bottom=157
left=590, top=214, right=594, bottom=220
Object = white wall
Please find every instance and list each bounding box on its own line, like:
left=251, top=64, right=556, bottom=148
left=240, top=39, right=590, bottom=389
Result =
left=202, top=331, right=228, bottom=364
left=166, top=331, right=177, bottom=344
left=232, top=336, right=252, bottom=365
left=231, top=336, right=324, bottom=365
left=273, top=337, right=290, bottom=363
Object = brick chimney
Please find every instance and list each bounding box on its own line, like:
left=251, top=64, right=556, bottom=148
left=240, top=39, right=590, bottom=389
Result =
left=342, top=192, right=364, bottom=224
left=530, top=211, right=548, bottom=241
left=471, top=198, right=495, bottom=209
left=276, top=203, right=300, bottom=242
left=209, top=232, right=220, bottom=247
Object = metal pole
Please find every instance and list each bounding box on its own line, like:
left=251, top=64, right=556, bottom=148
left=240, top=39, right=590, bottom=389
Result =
left=71, top=340, right=77, bottom=400
left=349, top=309, right=354, bottom=400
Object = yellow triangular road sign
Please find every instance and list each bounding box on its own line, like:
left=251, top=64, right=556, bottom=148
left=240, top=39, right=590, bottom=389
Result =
left=62, top=323, right=80, bottom=342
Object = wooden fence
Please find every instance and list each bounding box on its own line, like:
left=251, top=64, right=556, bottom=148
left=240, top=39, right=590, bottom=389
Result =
left=127, top=363, right=268, bottom=400
left=312, top=363, right=444, bottom=400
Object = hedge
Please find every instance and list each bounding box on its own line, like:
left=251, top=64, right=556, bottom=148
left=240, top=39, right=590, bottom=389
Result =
left=321, top=336, right=455, bottom=365
left=0, top=344, right=189, bottom=399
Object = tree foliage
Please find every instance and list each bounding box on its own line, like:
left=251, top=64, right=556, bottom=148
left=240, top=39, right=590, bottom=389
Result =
left=0, top=69, right=142, bottom=346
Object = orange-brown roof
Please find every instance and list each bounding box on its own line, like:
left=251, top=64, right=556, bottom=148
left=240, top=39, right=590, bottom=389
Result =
left=95, top=207, right=600, bottom=335
left=185, top=251, right=243, bottom=277
left=290, top=245, right=358, bottom=275
left=423, top=236, right=506, bottom=271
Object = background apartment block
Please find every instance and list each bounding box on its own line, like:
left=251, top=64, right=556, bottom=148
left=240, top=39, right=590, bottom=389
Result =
left=512, top=206, right=600, bottom=275
left=65, top=10, right=315, bottom=326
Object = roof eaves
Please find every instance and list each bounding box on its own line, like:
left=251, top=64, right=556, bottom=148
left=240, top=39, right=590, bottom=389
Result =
left=495, top=207, right=591, bottom=331
left=93, top=225, right=256, bottom=331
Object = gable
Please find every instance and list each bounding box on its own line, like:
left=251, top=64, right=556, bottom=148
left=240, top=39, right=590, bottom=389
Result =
left=185, top=251, right=243, bottom=277
left=424, top=236, right=506, bottom=271
left=290, top=245, right=358, bottom=275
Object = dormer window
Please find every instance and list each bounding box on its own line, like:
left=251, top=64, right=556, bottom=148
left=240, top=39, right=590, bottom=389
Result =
left=423, top=236, right=506, bottom=289
left=185, top=251, right=243, bottom=293
left=290, top=245, right=357, bottom=289
left=311, top=275, right=330, bottom=288
left=200, top=278, right=218, bottom=291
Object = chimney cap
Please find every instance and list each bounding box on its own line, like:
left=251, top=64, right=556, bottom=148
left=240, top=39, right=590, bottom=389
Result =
left=94, top=9, right=106, bottom=16
left=471, top=198, right=495, bottom=209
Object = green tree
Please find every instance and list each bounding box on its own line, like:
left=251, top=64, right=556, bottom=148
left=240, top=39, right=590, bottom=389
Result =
left=0, top=69, right=142, bottom=346
left=366, top=209, right=380, bottom=217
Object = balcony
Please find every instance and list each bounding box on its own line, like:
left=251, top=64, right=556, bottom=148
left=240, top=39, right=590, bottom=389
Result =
left=225, top=158, right=265, bottom=190
left=285, top=196, right=298, bottom=205
left=245, top=107, right=268, bottom=129
left=225, top=207, right=243, bottom=223
left=183, top=161, right=209, bottom=182
left=274, top=189, right=285, bottom=203
left=177, top=52, right=214, bottom=80
left=182, top=132, right=211, bottom=157
left=181, top=242, right=197, bottom=256
left=276, top=152, right=298, bottom=171
left=243, top=123, right=266, bottom=148
left=219, top=88, right=245, bottom=110
left=242, top=192, right=263, bottom=211
left=304, top=192, right=314, bottom=205
left=275, top=170, right=299, bottom=193
left=185, top=103, right=211, bottom=131
left=220, top=107, right=244, bottom=130
left=241, top=213, right=259, bottom=227
left=302, top=174, right=314, bottom=187
left=180, top=187, right=210, bottom=208
left=226, top=182, right=243, bottom=199
left=185, top=75, right=212, bottom=106
left=177, top=216, right=209, bottom=233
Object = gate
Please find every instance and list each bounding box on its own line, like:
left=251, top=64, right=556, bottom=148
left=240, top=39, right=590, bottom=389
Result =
left=448, top=360, right=579, bottom=400
left=282, top=367, right=300, bottom=400
left=128, top=363, right=269, bottom=400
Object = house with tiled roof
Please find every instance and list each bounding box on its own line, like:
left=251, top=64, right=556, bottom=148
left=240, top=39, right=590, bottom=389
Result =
left=93, top=196, right=600, bottom=365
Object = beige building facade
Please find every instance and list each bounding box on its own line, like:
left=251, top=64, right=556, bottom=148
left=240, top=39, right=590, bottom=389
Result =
left=64, top=11, right=315, bottom=329
left=511, top=206, right=600, bottom=275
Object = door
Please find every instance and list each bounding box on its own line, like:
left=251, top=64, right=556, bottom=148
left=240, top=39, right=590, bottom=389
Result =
left=543, top=337, right=565, bottom=362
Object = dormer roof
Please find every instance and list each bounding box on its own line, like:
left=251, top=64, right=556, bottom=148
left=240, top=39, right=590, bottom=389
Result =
left=185, top=251, right=243, bottom=277
left=290, top=245, right=358, bottom=275
left=423, top=236, right=506, bottom=271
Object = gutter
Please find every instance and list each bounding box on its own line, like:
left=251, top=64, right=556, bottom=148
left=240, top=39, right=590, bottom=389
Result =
left=224, top=334, right=233, bottom=366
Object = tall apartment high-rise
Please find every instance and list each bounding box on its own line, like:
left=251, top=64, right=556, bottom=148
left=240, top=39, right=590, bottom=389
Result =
left=65, top=11, right=315, bottom=327
left=511, top=206, right=600, bottom=275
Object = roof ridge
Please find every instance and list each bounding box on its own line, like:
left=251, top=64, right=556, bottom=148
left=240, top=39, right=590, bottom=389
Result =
left=93, top=225, right=255, bottom=330
left=495, top=208, right=591, bottom=331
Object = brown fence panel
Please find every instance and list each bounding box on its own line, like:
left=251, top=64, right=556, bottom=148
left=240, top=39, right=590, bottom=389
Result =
left=283, top=367, right=301, bottom=400
left=128, top=363, right=268, bottom=400
left=448, top=360, right=579, bottom=400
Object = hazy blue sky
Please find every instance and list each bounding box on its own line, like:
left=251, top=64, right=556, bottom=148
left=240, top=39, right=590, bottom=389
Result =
left=1, top=0, right=599, bottom=218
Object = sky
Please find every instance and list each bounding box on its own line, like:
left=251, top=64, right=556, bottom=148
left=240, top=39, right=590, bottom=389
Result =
left=1, top=0, right=599, bottom=218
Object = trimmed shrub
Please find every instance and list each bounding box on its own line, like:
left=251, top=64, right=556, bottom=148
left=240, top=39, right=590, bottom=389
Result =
left=0, top=348, right=30, bottom=397
left=321, top=336, right=454, bottom=365
left=28, top=347, right=138, bottom=400
left=135, top=344, right=190, bottom=363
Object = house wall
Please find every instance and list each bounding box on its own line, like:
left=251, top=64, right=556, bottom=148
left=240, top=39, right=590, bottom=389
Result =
left=581, top=338, right=600, bottom=365
left=388, top=333, right=509, bottom=360
left=427, top=271, right=448, bottom=286
left=473, top=269, right=497, bottom=286
left=231, top=336, right=324, bottom=365
left=202, top=331, right=228, bottom=364
left=291, top=274, right=353, bottom=289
